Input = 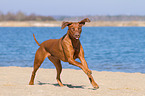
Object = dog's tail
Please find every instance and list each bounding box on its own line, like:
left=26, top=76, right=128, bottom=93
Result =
left=33, top=33, right=40, bottom=46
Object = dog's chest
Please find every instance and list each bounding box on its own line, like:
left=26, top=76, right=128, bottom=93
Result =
left=72, top=43, right=80, bottom=59
left=62, top=34, right=80, bottom=59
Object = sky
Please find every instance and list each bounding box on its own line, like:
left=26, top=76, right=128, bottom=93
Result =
left=0, top=0, right=145, bottom=16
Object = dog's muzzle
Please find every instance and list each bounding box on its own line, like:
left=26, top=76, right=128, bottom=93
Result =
left=74, top=33, right=80, bottom=39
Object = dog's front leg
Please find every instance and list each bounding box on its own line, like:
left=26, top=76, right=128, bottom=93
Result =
left=78, top=45, right=92, bottom=75
left=79, top=56, right=99, bottom=89
left=68, top=58, right=99, bottom=89
left=78, top=46, right=99, bottom=89
left=62, top=41, right=99, bottom=89
left=79, top=56, right=92, bottom=75
left=67, top=58, right=83, bottom=69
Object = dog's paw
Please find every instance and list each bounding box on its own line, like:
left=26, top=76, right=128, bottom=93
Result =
left=29, top=82, right=34, bottom=85
left=92, top=82, right=99, bottom=89
left=86, top=69, right=92, bottom=75
left=57, top=79, right=64, bottom=87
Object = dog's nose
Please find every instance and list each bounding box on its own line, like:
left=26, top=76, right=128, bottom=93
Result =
left=75, top=33, right=80, bottom=37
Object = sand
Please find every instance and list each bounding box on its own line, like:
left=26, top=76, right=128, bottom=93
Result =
left=0, top=66, right=145, bottom=96
left=1, top=21, right=145, bottom=27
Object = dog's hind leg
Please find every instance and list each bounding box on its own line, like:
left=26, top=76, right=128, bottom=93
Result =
left=48, top=56, right=64, bottom=87
left=29, top=47, right=50, bottom=85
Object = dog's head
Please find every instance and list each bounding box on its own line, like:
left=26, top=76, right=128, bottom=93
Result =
left=61, top=18, right=90, bottom=40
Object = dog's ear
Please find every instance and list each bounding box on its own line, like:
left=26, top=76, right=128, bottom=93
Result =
left=61, top=22, right=72, bottom=29
left=79, top=18, right=91, bottom=25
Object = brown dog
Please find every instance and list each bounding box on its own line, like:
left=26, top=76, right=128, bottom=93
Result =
left=29, top=18, right=99, bottom=89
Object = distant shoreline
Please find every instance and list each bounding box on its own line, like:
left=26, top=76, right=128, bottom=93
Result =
left=1, top=21, right=145, bottom=27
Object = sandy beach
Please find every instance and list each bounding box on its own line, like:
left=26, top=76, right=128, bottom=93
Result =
left=1, top=21, right=145, bottom=27
left=0, top=67, right=145, bottom=96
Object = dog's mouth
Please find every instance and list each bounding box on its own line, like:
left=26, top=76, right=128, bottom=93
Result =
left=69, top=33, right=80, bottom=40
left=75, top=37, right=79, bottom=39
left=73, top=34, right=80, bottom=40
left=74, top=36, right=80, bottom=40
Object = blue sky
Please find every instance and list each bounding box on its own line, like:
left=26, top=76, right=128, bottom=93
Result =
left=0, top=0, right=145, bottom=16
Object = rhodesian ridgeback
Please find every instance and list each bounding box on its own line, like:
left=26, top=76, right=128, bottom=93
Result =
left=29, top=18, right=99, bottom=89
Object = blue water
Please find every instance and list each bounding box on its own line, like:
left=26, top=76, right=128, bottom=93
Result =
left=0, top=27, right=145, bottom=73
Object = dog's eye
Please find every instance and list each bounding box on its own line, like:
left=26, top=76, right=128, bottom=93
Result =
left=71, top=28, right=75, bottom=30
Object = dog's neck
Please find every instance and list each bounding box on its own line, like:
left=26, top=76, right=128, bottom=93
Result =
left=67, top=31, right=80, bottom=50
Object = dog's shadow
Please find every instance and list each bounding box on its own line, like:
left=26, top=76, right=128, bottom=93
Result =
left=37, top=81, right=85, bottom=89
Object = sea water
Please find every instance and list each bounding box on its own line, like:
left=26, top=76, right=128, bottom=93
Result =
left=0, top=27, right=145, bottom=73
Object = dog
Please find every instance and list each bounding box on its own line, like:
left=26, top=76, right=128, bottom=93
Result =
left=29, top=18, right=99, bottom=89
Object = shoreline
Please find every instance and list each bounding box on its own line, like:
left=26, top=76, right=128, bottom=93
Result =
left=0, top=66, right=145, bottom=96
left=1, top=21, right=145, bottom=27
